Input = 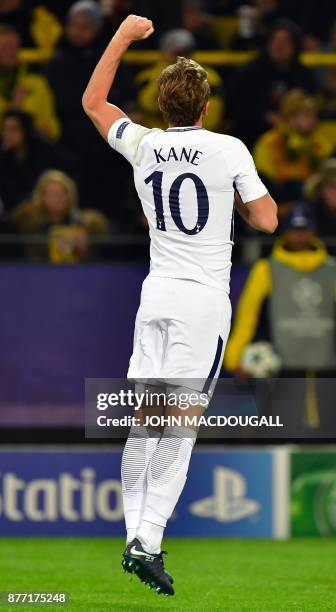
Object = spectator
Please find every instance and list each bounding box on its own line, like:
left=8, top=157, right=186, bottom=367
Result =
left=0, top=25, right=60, bottom=139
left=304, top=159, right=336, bottom=241
left=225, top=202, right=336, bottom=374
left=45, top=0, right=134, bottom=215
left=12, top=169, right=78, bottom=260
left=0, top=110, right=76, bottom=212
left=182, top=0, right=219, bottom=50
left=46, top=0, right=134, bottom=153
left=224, top=203, right=336, bottom=431
left=49, top=208, right=110, bottom=263
left=227, top=19, right=317, bottom=146
left=136, top=28, right=224, bottom=131
left=254, top=89, right=333, bottom=201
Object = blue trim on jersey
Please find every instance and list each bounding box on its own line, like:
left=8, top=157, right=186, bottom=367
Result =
left=231, top=182, right=241, bottom=243
left=116, top=121, right=130, bottom=139
left=230, top=208, right=235, bottom=242
left=203, top=335, right=224, bottom=394
left=233, top=181, right=242, bottom=202
left=166, top=127, right=204, bottom=132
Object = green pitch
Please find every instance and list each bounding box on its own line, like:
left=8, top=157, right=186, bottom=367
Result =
left=0, top=538, right=335, bottom=612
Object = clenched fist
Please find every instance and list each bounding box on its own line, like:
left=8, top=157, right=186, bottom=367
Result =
left=117, top=14, right=154, bottom=44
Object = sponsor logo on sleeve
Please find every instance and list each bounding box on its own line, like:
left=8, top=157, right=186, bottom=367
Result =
left=116, top=121, right=130, bottom=139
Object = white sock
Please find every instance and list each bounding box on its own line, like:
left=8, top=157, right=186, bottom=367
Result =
left=126, top=527, right=137, bottom=543
left=137, top=426, right=196, bottom=553
left=121, top=425, right=160, bottom=544
left=136, top=520, right=164, bottom=554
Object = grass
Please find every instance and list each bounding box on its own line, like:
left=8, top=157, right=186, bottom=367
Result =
left=0, top=538, right=335, bottom=611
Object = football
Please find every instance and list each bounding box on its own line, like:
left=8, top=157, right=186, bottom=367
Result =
left=241, top=342, right=282, bottom=378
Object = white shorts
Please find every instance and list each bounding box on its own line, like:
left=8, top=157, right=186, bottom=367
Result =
left=127, top=276, right=231, bottom=395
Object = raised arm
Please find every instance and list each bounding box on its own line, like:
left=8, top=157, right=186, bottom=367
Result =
left=82, top=15, right=154, bottom=140
left=235, top=191, right=278, bottom=234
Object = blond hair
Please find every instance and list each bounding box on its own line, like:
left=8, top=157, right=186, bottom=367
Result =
left=157, top=56, right=210, bottom=127
left=281, top=89, right=317, bottom=120
left=32, top=170, right=78, bottom=214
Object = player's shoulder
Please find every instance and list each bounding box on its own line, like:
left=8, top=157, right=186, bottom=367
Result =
left=142, top=126, right=166, bottom=141
left=212, top=132, right=248, bottom=149
left=109, top=118, right=161, bottom=149
left=122, top=120, right=161, bottom=140
left=201, top=129, right=244, bottom=145
left=201, top=130, right=249, bottom=155
left=130, top=124, right=165, bottom=150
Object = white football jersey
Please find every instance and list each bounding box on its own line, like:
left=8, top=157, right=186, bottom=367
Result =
left=108, top=119, right=267, bottom=293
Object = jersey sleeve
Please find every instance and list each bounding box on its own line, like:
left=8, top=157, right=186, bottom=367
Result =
left=230, top=139, right=268, bottom=203
left=107, top=118, right=151, bottom=166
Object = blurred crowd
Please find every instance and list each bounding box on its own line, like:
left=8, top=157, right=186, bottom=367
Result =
left=1, top=0, right=336, bottom=261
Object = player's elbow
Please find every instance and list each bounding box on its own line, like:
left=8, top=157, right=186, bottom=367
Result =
left=250, top=212, right=278, bottom=234
left=82, top=92, right=93, bottom=115
left=246, top=194, right=278, bottom=234
left=82, top=89, right=100, bottom=116
left=258, top=215, right=278, bottom=234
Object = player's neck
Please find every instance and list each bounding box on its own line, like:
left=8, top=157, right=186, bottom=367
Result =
left=168, top=119, right=203, bottom=129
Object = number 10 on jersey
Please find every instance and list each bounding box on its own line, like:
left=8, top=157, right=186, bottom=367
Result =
left=145, top=171, right=209, bottom=235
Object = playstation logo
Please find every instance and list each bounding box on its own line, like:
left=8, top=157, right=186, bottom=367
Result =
left=189, top=467, right=260, bottom=522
